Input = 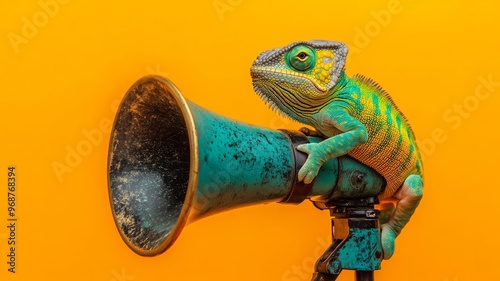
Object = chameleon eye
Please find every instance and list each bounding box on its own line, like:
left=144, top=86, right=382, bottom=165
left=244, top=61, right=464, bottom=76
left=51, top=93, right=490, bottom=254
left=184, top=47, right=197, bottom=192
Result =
left=286, top=45, right=316, bottom=72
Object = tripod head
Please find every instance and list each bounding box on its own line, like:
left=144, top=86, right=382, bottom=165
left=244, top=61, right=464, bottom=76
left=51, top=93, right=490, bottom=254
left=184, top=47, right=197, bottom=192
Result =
left=312, top=197, right=382, bottom=281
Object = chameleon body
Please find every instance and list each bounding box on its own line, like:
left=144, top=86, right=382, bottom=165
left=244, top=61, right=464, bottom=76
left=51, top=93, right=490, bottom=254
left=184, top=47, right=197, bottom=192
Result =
left=250, top=40, right=423, bottom=259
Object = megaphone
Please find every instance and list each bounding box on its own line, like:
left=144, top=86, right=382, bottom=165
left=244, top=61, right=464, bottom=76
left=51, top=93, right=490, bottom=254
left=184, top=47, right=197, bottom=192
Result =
left=107, top=75, right=386, bottom=259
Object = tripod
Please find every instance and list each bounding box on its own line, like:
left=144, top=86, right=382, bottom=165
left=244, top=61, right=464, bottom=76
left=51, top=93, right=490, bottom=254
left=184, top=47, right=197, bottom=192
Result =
left=312, top=197, right=382, bottom=281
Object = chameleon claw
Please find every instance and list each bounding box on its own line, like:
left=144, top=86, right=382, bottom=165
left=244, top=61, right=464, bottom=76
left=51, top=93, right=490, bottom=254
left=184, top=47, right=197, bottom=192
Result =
left=301, top=169, right=318, bottom=184
left=296, top=143, right=312, bottom=154
left=298, top=166, right=317, bottom=184
left=381, top=224, right=397, bottom=259
left=297, top=168, right=306, bottom=182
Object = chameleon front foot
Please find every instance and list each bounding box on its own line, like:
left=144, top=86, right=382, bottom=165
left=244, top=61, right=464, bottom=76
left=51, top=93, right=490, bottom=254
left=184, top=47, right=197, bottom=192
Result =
left=380, top=224, right=397, bottom=259
left=296, top=143, right=328, bottom=184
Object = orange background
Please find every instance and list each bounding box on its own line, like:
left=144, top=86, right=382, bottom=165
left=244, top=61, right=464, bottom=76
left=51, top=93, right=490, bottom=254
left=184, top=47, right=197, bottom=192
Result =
left=1, top=1, right=499, bottom=280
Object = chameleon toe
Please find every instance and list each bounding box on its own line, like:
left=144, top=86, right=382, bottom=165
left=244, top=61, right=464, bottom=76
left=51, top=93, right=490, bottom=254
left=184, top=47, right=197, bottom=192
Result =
left=381, top=224, right=397, bottom=260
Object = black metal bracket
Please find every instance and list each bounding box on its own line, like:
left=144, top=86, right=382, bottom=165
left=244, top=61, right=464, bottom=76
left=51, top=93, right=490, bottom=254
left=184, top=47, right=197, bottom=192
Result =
left=312, top=197, right=383, bottom=281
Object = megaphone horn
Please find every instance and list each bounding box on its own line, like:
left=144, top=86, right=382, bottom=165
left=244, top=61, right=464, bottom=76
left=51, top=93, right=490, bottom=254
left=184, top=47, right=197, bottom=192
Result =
left=108, top=75, right=386, bottom=256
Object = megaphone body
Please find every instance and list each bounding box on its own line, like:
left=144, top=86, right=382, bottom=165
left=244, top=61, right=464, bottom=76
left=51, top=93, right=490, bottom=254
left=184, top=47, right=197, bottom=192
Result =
left=108, top=75, right=386, bottom=256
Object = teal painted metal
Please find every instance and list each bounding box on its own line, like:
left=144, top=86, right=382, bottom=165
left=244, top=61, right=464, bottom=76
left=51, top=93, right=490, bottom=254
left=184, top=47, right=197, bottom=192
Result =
left=333, top=156, right=385, bottom=199
left=331, top=226, right=382, bottom=271
left=190, top=101, right=294, bottom=220
left=306, top=138, right=386, bottom=209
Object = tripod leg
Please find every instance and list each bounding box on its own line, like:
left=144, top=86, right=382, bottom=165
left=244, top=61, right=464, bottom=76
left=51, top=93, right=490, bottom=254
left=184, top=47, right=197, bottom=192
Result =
left=355, top=270, right=374, bottom=281
left=311, top=239, right=343, bottom=281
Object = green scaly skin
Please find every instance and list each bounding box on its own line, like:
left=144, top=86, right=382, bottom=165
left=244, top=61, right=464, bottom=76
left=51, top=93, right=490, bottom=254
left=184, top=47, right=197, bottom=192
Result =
left=250, top=40, right=424, bottom=259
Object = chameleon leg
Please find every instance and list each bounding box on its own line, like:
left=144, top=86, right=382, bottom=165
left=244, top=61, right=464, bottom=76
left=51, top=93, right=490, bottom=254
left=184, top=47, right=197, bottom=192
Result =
left=297, top=108, right=368, bottom=184
left=381, top=174, right=423, bottom=259
left=376, top=202, right=396, bottom=225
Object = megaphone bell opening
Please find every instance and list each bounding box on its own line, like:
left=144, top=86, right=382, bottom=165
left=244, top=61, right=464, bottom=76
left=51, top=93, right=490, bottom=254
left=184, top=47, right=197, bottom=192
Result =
left=108, top=75, right=198, bottom=256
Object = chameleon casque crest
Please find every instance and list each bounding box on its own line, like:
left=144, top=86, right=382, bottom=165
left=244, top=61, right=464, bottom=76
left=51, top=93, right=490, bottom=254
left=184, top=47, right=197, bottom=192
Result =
left=250, top=40, right=424, bottom=259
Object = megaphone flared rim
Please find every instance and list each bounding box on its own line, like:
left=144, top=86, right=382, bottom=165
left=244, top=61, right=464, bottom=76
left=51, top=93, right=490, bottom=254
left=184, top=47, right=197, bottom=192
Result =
left=107, top=75, right=199, bottom=256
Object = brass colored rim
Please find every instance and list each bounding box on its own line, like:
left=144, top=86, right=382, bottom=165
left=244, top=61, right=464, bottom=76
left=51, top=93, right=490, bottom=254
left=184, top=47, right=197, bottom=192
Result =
left=107, top=75, right=199, bottom=256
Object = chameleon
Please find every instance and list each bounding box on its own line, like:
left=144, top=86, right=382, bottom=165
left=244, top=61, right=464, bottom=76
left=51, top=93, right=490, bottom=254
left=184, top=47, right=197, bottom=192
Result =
left=250, top=40, right=423, bottom=259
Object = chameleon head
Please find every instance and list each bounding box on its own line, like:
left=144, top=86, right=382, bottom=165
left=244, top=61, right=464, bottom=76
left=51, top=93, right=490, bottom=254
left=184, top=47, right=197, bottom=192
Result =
left=250, top=40, right=348, bottom=121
